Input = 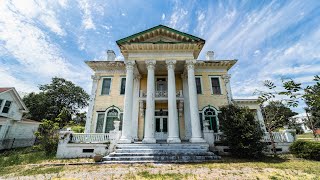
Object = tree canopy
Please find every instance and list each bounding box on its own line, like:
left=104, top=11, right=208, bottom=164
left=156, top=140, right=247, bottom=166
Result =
left=23, top=77, right=89, bottom=127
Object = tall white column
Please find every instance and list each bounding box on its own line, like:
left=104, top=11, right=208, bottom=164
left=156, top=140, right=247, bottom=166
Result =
left=85, top=75, right=100, bottom=133
left=166, top=60, right=181, bottom=143
left=118, top=60, right=135, bottom=144
left=131, top=75, right=141, bottom=141
left=186, top=60, right=206, bottom=143
left=182, top=74, right=192, bottom=140
left=142, top=60, right=157, bottom=143
left=257, top=107, right=267, bottom=132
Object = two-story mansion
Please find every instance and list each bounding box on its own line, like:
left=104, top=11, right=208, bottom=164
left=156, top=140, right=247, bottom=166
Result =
left=84, top=25, right=266, bottom=144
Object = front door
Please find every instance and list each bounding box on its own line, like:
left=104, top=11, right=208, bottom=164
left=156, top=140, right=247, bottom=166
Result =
left=155, top=116, right=168, bottom=140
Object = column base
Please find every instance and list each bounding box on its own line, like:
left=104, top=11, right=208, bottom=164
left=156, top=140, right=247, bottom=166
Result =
left=167, top=137, right=181, bottom=143
left=142, top=137, right=156, bottom=143
left=118, top=138, right=133, bottom=144
left=189, top=137, right=207, bottom=143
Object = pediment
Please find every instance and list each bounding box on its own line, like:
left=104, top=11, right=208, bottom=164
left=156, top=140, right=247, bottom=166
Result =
left=116, top=25, right=205, bottom=45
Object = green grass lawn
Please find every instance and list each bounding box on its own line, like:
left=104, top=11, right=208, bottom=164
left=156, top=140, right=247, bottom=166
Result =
left=0, top=147, right=319, bottom=179
left=297, top=133, right=315, bottom=139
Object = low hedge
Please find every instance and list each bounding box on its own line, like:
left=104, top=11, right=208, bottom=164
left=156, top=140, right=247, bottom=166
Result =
left=289, top=140, right=320, bottom=161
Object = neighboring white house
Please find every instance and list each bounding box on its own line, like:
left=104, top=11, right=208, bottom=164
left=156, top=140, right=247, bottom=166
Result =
left=291, top=114, right=313, bottom=133
left=0, top=87, right=41, bottom=150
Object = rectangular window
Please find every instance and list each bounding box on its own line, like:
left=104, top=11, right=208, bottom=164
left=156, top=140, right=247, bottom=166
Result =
left=95, top=113, right=105, bottom=133
left=2, top=101, right=11, bottom=113
left=0, top=99, right=3, bottom=109
left=101, top=78, right=111, bottom=95
left=195, top=77, right=202, bottom=94
left=211, top=77, right=221, bottom=94
left=120, top=78, right=126, bottom=95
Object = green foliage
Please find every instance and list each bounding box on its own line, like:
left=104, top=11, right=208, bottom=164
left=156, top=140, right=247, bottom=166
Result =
left=23, top=77, right=89, bottom=127
left=219, top=104, right=265, bottom=158
left=35, top=119, right=60, bottom=155
left=290, top=140, right=320, bottom=161
left=262, top=101, right=298, bottom=131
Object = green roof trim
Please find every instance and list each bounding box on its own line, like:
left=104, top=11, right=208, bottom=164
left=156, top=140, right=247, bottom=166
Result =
left=116, top=25, right=205, bottom=45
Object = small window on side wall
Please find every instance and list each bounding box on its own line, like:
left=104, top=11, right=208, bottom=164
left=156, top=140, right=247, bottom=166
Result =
left=120, top=78, right=126, bottom=95
left=101, top=78, right=112, bottom=95
left=210, top=77, right=221, bottom=95
left=2, top=101, right=12, bottom=113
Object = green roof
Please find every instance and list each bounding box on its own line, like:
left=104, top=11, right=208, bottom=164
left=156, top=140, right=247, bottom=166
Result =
left=116, top=25, right=205, bottom=45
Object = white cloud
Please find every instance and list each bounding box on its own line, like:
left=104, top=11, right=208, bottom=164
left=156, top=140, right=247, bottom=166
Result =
left=0, top=0, right=91, bottom=93
left=166, top=0, right=191, bottom=32
left=0, top=66, right=38, bottom=93
left=79, top=0, right=96, bottom=30
left=161, top=13, right=165, bottom=20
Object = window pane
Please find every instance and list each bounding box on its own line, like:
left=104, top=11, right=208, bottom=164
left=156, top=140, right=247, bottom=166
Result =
left=199, top=113, right=203, bottom=131
left=195, top=77, right=202, bottom=94
left=156, top=118, right=160, bottom=132
left=2, top=101, right=11, bottom=113
left=120, top=78, right=126, bottom=95
left=96, top=114, right=105, bottom=133
left=163, top=118, right=168, bottom=132
left=101, top=78, right=111, bottom=95
left=211, top=78, right=221, bottom=94
left=105, top=117, right=115, bottom=133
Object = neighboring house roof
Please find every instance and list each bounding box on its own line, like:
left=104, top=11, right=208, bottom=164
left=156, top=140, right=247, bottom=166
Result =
left=0, top=88, right=11, bottom=93
left=0, top=87, right=28, bottom=112
left=21, top=118, right=42, bottom=124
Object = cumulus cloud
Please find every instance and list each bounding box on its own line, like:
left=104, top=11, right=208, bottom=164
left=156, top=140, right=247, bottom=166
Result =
left=79, top=0, right=96, bottom=30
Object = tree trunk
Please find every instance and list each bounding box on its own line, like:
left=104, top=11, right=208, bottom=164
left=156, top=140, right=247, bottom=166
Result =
left=268, top=128, right=277, bottom=155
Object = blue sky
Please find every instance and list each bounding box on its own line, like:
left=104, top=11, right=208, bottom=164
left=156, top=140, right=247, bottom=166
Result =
left=0, top=0, right=319, bottom=113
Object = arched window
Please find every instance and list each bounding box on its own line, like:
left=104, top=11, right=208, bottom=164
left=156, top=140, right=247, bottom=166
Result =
left=95, top=106, right=122, bottom=133
left=200, top=106, right=219, bottom=133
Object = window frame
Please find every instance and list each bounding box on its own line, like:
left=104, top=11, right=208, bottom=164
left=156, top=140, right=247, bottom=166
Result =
left=95, top=106, right=122, bottom=133
left=1, top=100, right=12, bottom=114
left=0, top=99, right=3, bottom=112
left=209, top=76, right=222, bottom=95
left=119, top=77, right=126, bottom=95
left=100, top=77, right=113, bottom=95
left=199, top=106, right=221, bottom=133
left=195, top=76, right=203, bottom=94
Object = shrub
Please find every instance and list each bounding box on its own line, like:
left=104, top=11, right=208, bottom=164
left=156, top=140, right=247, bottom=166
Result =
left=289, top=140, right=320, bottom=161
left=71, top=125, right=85, bottom=133
left=219, top=104, right=266, bottom=158
left=35, top=119, right=60, bottom=155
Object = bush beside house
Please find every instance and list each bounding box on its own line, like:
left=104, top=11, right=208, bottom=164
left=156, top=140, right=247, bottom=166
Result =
left=290, top=140, right=320, bottom=161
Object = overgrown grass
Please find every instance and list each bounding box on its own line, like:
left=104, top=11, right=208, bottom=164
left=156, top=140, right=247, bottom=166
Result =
left=0, top=147, right=55, bottom=176
left=18, top=166, right=63, bottom=176
left=136, top=171, right=191, bottom=180
left=0, top=147, right=55, bottom=167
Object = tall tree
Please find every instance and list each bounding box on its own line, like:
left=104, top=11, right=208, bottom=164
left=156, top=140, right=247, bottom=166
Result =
left=23, top=77, right=89, bottom=127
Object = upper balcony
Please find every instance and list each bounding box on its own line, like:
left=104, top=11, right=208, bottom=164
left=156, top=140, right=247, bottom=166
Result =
left=139, top=90, right=183, bottom=101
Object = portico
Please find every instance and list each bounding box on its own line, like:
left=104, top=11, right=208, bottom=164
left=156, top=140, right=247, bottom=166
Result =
left=119, top=58, right=205, bottom=144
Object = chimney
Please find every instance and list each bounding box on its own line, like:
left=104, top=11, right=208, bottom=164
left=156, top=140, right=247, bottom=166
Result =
left=107, top=50, right=116, bottom=61
left=206, top=51, right=214, bottom=60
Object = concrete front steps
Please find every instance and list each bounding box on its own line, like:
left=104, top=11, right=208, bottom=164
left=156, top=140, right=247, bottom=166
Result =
left=102, top=143, right=220, bottom=163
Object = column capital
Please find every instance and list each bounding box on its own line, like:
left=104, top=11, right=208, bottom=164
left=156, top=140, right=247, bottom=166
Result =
left=165, top=60, right=176, bottom=70
left=185, top=60, right=197, bottom=70
left=145, top=60, right=156, bottom=70
left=91, top=75, right=101, bottom=81
left=222, top=74, right=231, bottom=83
left=134, top=74, right=142, bottom=80
left=125, top=60, right=135, bottom=70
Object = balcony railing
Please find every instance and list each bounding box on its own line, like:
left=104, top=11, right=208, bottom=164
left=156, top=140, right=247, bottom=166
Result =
left=70, top=133, right=110, bottom=143
left=140, top=90, right=183, bottom=98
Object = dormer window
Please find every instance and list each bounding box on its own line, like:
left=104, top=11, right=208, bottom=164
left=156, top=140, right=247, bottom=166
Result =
left=2, top=100, right=12, bottom=113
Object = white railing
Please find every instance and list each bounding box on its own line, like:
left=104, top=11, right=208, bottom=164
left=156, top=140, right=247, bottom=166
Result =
left=139, top=90, right=183, bottom=98
left=263, top=132, right=288, bottom=143
left=213, top=132, right=292, bottom=143
left=70, top=133, right=110, bottom=143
